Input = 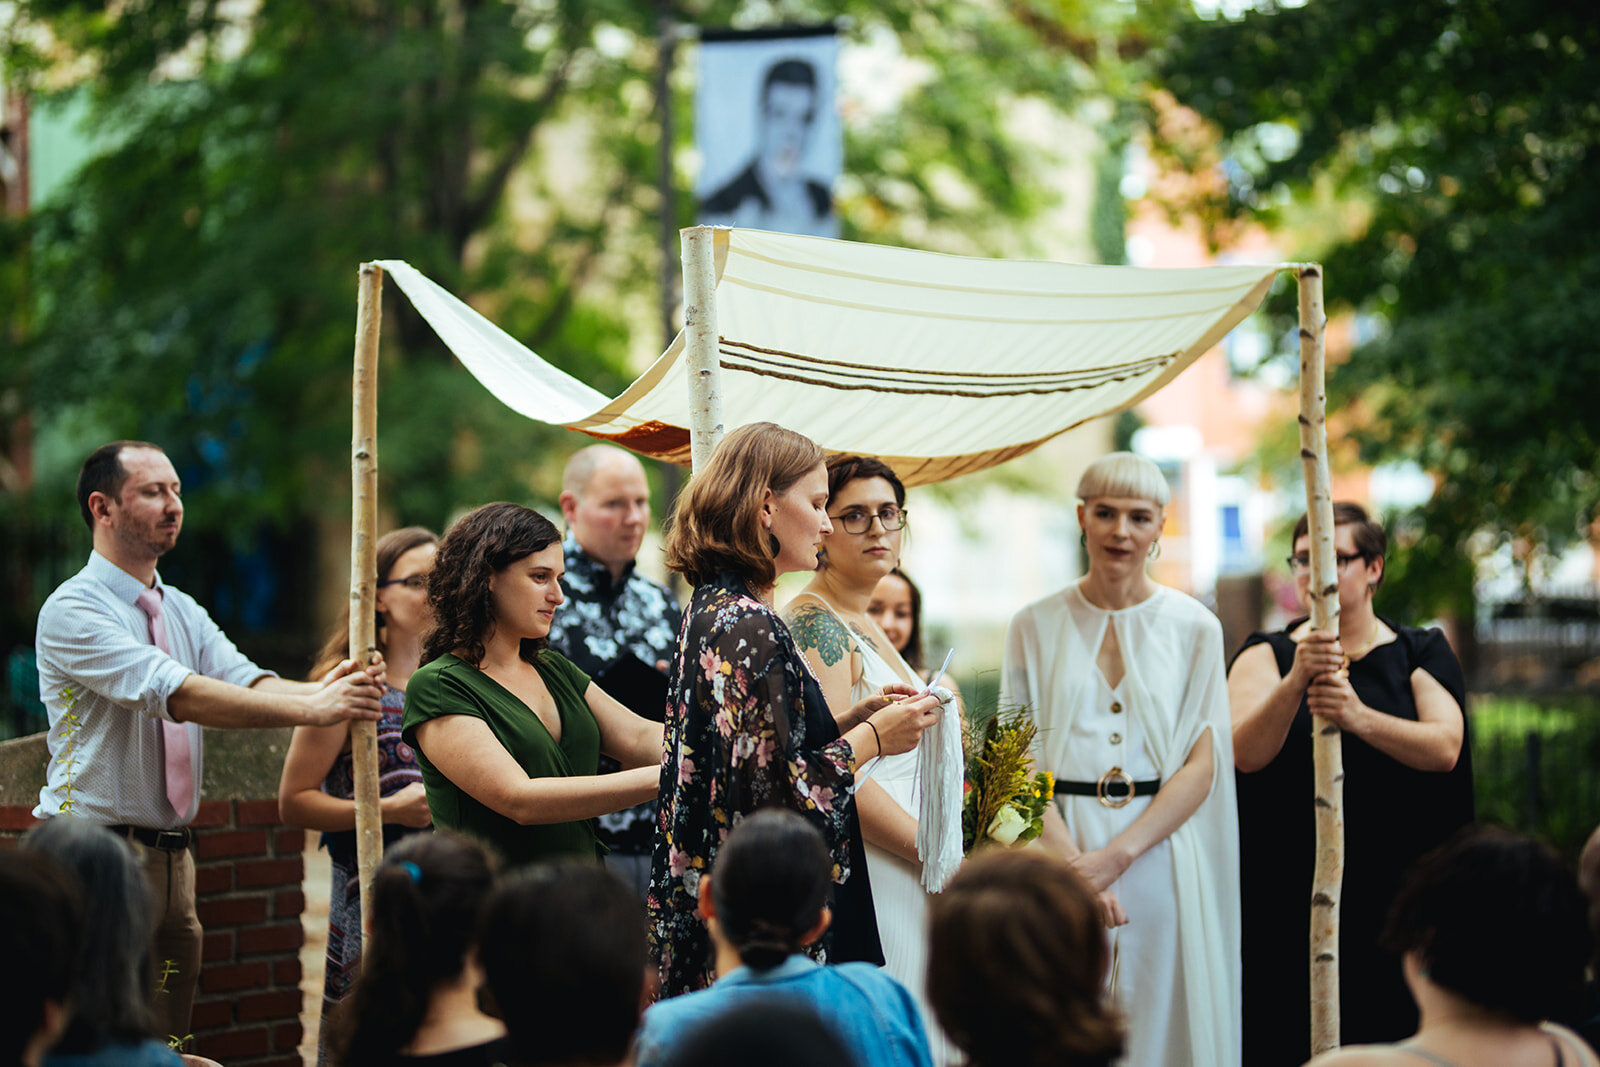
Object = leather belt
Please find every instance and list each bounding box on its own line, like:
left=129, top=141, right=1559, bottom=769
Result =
left=1053, top=767, right=1160, bottom=809
left=109, top=824, right=193, bottom=852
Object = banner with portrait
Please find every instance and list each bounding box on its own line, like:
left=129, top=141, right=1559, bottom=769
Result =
left=695, top=25, right=841, bottom=238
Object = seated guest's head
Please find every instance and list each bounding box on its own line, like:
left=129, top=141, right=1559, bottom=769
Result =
left=1383, top=825, right=1592, bottom=1023
left=702, top=808, right=832, bottom=972
left=477, top=861, right=648, bottom=1067
left=928, top=848, right=1124, bottom=1067
left=330, top=832, right=500, bottom=1065
left=0, top=850, right=82, bottom=1067
left=22, top=818, right=161, bottom=1055
left=659, top=1000, right=860, bottom=1067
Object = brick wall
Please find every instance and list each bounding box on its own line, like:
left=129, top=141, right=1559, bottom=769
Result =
left=191, top=798, right=307, bottom=1065
left=0, top=796, right=307, bottom=1067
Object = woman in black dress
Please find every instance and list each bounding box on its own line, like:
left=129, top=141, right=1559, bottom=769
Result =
left=1227, top=502, right=1474, bottom=1063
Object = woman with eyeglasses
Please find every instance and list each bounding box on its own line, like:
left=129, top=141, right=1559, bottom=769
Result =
left=279, top=525, right=440, bottom=1065
left=1227, top=501, right=1474, bottom=1063
left=784, top=455, right=963, bottom=1065
left=649, top=424, right=943, bottom=998
left=1001, top=452, right=1241, bottom=1067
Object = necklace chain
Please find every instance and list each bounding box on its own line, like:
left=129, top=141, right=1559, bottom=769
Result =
left=1342, top=617, right=1383, bottom=661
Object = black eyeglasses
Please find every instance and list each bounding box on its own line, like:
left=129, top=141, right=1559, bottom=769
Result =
left=377, top=574, right=429, bottom=591
left=828, top=505, right=908, bottom=535
left=1285, top=553, right=1365, bottom=573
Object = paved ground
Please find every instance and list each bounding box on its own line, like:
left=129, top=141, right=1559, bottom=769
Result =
left=297, top=837, right=331, bottom=1066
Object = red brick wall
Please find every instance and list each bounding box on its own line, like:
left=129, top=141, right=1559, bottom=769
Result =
left=0, top=799, right=306, bottom=1067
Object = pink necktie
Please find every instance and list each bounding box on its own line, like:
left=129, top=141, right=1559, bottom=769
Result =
left=137, top=588, right=194, bottom=819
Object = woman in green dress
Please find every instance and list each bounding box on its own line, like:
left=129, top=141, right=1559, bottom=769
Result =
left=402, top=502, right=663, bottom=868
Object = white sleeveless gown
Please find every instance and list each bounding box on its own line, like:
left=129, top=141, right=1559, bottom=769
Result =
left=805, top=594, right=960, bottom=1066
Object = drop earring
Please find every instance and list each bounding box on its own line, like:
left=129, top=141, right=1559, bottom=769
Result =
left=1148, top=541, right=1162, bottom=560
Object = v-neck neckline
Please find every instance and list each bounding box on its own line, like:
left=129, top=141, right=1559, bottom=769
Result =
left=456, top=654, right=565, bottom=747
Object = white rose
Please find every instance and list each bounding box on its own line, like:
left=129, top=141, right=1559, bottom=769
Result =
left=986, top=805, right=1027, bottom=846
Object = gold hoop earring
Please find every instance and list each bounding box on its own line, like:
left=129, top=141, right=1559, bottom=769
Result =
left=1148, top=541, right=1161, bottom=560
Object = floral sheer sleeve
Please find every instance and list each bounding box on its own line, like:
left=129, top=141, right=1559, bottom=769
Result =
left=648, top=576, right=859, bottom=997
left=715, top=609, right=857, bottom=846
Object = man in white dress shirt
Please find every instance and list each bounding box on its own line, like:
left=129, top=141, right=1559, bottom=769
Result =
left=33, top=440, right=384, bottom=1042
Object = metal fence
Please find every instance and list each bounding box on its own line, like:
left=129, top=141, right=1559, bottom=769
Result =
left=1473, top=585, right=1600, bottom=694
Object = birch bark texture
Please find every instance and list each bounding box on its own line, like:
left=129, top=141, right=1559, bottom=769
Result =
left=349, top=262, right=386, bottom=938
left=681, top=225, right=724, bottom=472
left=1297, top=264, right=1345, bottom=1056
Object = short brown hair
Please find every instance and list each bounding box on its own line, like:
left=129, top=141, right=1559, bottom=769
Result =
left=929, top=849, right=1124, bottom=1067
left=1292, top=501, right=1388, bottom=588
left=76, top=440, right=164, bottom=530
left=663, top=423, right=824, bottom=589
left=824, top=454, right=905, bottom=508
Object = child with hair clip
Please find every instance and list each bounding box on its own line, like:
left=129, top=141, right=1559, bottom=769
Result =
left=326, top=833, right=504, bottom=1066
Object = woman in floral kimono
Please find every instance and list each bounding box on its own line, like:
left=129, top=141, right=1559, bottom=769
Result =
left=647, top=423, right=943, bottom=998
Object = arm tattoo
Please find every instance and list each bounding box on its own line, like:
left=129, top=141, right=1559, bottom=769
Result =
left=783, top=602, right=854, bottom=667
left=848, top=622, right=881, bottom=654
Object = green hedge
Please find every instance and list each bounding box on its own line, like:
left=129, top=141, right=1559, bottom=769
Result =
left=1470, top=696, right=1600, bottom=862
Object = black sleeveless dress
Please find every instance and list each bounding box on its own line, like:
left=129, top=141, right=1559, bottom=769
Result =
left=1233, top=619, right=1475, bottom=1065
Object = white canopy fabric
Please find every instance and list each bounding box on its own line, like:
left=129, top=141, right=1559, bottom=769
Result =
left=378, top=230, right=1283, bottom=486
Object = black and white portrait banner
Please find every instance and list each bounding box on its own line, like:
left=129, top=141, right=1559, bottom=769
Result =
left=695, top=25, right=841, bottom=238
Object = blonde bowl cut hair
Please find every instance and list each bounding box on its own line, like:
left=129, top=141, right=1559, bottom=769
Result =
left=663, top=422, right=826, bottom=589
left=1076, top=452, right=1171, bottom=509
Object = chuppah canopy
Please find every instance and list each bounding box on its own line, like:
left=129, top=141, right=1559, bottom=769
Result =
left=376, top=228, right=1282, bottom=486
left=355, top=235, right=1346, bottom=1052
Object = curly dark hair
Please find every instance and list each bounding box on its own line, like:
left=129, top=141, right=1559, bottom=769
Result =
left=1381, top=825, right=1592, bottom=1023
left=421, top=502, right=562, bottom=668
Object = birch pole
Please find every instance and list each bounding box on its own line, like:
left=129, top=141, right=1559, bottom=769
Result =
left=681, top=225, right=724, bottom=471
left=349, top=262, right=386, bottom=936
left=1297, top=263, right=1345, bottom=1056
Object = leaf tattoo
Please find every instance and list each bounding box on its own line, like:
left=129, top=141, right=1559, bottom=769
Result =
left=783, top=602, right=854, bottom=666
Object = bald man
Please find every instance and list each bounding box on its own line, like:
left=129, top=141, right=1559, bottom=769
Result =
left=548, top=445, right=681, bottom=896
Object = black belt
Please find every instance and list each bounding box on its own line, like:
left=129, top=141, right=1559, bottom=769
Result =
left=1054, top=768, right=1160, bottom=809
left=109, top=825, right=193, bottom=852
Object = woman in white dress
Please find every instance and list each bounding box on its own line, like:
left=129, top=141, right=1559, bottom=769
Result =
left=1001, top=452, right=1240, bottom=1067
left=784, top=455, right=962, bottom=1066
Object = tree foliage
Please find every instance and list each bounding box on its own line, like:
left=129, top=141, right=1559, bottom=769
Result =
left=1155, top=0, right=1600, bottom=606
left=1, top=0, right=1178, bottom=528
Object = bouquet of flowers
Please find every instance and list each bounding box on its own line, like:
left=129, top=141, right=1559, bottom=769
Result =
left=960, top=704, right=1054, bottom=854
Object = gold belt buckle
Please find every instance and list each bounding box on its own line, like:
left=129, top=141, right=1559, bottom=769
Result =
left=1096, top=766, right=1134, bottom=809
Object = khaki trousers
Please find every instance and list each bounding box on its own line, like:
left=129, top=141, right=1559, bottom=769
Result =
left=134, top=841, right=203, bottom=1043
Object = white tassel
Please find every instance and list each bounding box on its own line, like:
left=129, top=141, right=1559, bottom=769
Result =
left=917, top=686, right=964, bottom=892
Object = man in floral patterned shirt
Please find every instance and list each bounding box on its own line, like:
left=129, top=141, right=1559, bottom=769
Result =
left=549, top=445, right=682, bottom=897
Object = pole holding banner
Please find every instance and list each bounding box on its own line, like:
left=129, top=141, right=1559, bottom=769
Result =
left=349, top=262, right=386, bottom=936
left=1296, top=263, right=1345, bottom=1056
left=681, top=225, right=724, bottom=471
